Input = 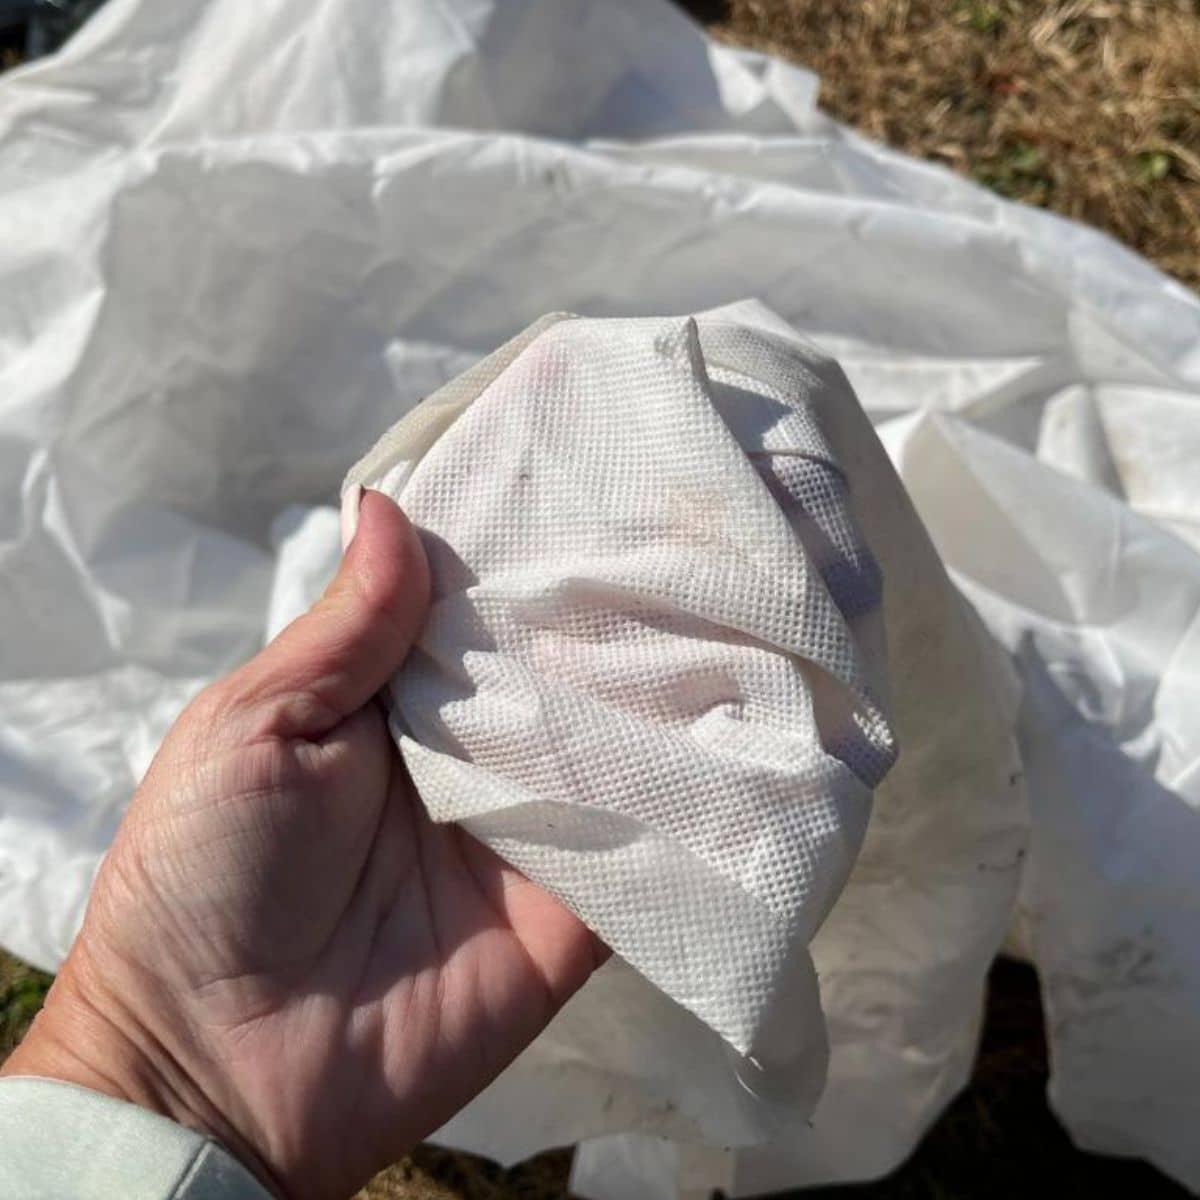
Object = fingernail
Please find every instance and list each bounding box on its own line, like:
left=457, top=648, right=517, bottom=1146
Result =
left=341, top=483, right=364, bottom=551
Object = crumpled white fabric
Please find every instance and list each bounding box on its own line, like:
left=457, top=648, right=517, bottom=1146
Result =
left=343, top=309, right=900, bottom=1124
left=335, top=301, right=1025, bottom=1186
left=1, top=0, right=1199, bottom=1194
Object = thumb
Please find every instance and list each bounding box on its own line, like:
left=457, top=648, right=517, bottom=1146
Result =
left=232, top=489, right=431, bottom=737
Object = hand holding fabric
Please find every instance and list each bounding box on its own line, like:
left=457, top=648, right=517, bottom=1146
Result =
left=2, top=491, right=604, bottom=1199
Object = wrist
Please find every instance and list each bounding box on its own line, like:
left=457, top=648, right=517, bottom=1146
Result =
left=1, top=956, right=286, bottom=1199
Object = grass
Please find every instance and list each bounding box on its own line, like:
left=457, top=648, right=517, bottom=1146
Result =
left=0, top=956, right=52, bottom=1061
left=2, top=1, right=1198, bottom=1197
left=693, top=0, right=1200, bottom=290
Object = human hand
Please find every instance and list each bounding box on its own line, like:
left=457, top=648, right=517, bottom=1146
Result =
left=2, top=491, right=605, bottom=1199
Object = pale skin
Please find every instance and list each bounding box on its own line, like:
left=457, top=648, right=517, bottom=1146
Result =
left=2, top=490, right=606, bottom=1199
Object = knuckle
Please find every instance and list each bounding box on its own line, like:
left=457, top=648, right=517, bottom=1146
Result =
left=269, top=686, right=342, bottom=737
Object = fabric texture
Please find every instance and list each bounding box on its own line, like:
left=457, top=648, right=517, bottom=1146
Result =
left=337, top=303, right=1026, bottom=1182
left=342, top=309, right=899, bottom=1133
left=1, top=0, right=1199, bottom=1195
left=0, top=1077, right=271, bottom=1199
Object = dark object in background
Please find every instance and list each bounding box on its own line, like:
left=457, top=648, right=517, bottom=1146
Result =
left=0, top=0, right=106, bottom=62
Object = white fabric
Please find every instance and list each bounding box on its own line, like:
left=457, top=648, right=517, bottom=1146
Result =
left=0, top=0, right=1198, bottom=1194
left=339, top=302, right=1025, bottom=1181
left=345, top=310, right=900, bottom=1124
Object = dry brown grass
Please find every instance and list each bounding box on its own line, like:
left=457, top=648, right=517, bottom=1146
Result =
left=357, top=1147, right=573, bottom=1200
left=698, top=0, right=1200, bottom=288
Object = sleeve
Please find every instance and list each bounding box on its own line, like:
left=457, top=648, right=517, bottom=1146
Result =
left=0, top=1076, right=274, bottom=1199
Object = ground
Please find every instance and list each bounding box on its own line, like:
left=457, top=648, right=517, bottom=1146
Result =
left=1, top=1, right=1198, bottom=1197
left=695, top=0, right=1199, bottom=290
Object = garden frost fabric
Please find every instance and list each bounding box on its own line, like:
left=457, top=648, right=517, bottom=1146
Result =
left=1, top=0, right=1199, bottom=1194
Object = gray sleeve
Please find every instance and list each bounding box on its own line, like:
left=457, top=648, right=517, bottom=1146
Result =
left=0, top=1076, right=274, bottom=1199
